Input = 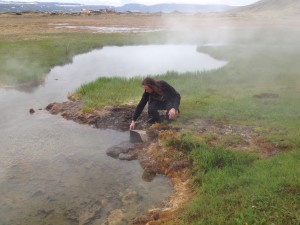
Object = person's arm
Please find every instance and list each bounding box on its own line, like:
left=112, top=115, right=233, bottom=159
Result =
left=130, top=91, right=149, bottom=130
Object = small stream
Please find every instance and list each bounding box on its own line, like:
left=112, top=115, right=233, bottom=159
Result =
left=0, top=45, right=226, bottom=224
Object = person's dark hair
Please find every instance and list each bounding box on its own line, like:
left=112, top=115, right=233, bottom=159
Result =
left=142, top=77, right=163, bottom=95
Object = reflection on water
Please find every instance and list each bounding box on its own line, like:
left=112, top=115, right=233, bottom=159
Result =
left=0, top=45, right=226, bottom=224
left=49, top=44, right=226, bottom=81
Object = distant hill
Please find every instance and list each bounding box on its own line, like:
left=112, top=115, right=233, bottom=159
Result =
left=0, top=1, right=235, bottom=13
left=234, top=0, right=300, bottom=16
left=117, top=3, right=234, bottom=13
left=0, top=1, right=105, bottom=13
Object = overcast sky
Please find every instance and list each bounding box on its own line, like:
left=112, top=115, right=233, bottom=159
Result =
left=1, top=0, right=261, bottom=6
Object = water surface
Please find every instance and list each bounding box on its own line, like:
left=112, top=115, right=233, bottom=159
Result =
left=49, top=45, right=226, bottom=82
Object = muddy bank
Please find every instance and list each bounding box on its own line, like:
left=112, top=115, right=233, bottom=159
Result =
left=46, top=100, right=149, bottom=131
left=46, top=100, right=194, bottom=224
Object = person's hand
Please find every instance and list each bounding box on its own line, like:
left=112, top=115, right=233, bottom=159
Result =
left=129, top=120, right=135, bottom=130
left=168, top=108, right=176, bottom=120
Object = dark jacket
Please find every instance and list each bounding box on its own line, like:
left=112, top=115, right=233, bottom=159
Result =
left=132, top=80, right=181, bottom=121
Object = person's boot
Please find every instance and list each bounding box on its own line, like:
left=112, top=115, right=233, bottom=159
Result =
left=147, top=117, right=160, bottom=125
left=147, top=117, right=156, bottom=125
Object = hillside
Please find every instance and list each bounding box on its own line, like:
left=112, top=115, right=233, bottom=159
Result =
left=235, top=0, right=300, bottom=17
left=0, top=1, right=234, bottom=13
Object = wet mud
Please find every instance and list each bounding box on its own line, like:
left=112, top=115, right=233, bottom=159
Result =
left=46, top=100, right=149, bottom=131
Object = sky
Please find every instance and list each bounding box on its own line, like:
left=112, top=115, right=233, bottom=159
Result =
left=1, top=0, right=261, bottom=6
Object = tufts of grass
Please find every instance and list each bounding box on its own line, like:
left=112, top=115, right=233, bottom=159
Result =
left=191, top=145, right=257, bottom=173
left=161, top=132, right=299, bottom=225
left=182, top=147, right=299, bottom=225
left=163, top=132, right=203, bottom=154
left=76, top=77, right=142, bottom=111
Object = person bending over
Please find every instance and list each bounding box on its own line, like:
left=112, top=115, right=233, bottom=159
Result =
left=129, top=77, right=181, bottom=130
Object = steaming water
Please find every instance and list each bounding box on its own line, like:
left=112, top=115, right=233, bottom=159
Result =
left=0, top=45, right=226, bottom=224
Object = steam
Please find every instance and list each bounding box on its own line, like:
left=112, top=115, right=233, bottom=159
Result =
left=1, top=49, right=44, bottom=88
left=153, top=12, right=300, bottom=89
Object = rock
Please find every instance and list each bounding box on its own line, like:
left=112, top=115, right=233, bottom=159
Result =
left=35, top=209, right=54, bottom=218
left=64, top=209, right=79, bottom=223
left=142, top=168, right=156, bottom=182
left=105, top=209, right=127, bottom=225
left=78, top=203, right=102, bottom=225
left=106, top=141, right=134, bottom=158
left=132, top=215, right=152, bottom=225
left=118, top=153, right=135, bottom=161
left=130, top=130, right=148, bottom=143
left=63, top=201, right=102, bottom=225
left=29, top=108, right=35, bottom=114
left=151, top=212, right=160, bottom=220
left=119, top=189, right=142, bottom=206
left=106, top=147, right=126, bottom=158
left=31, top=190, right=44, bottom=198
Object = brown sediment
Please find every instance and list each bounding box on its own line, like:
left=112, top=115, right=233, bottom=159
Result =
left=46, top=100, right=148, bottom=131
left=129, top=126, right=195, bottom=224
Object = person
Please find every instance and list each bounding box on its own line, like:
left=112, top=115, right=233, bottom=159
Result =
left=129, top=77, right=181, bottom=130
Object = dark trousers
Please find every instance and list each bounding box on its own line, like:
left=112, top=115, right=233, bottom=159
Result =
left=148, top=100, right=168, bottom=124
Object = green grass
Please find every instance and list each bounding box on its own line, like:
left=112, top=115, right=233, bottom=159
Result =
left=185, top=148, right=300, bottom=225
left=76, top=77, right=143, bottom=111
left=164, top=133, right=299, bottom=225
